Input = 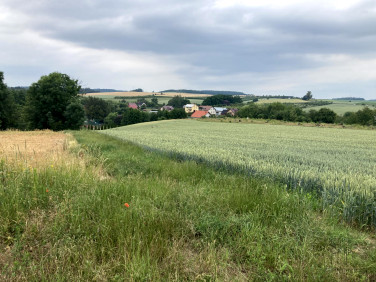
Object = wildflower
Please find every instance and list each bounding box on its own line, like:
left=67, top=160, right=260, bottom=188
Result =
left=46, top=189, right=49, bottom=193
left=124, top=203, right=130, bottom=208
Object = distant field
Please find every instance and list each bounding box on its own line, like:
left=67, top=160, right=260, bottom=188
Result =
left=355, top=100, right=376, bottom=106
left=84, top=95, right=204, bottom=105
left=255, top=98, right=308, bottom=104
left=303, top=101, right=369, bottom=115
left=85, top=91, right=213, bottom=98
left=85, top=91, right=209, bottom=105
left=121, top=97, right=205, bottom=105
left=103, top=120, right=376, bottom=228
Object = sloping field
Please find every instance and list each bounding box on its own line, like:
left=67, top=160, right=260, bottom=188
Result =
left=256, top=98, right=308, bottom=104
left=103, top=120, right=376, bottom=227
left=86, top=91, right=213, bottom=98
left=303, top=102, right=367, bottom=115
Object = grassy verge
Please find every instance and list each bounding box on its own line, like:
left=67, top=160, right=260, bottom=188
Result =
left=1, top=131, right=375, bottom=280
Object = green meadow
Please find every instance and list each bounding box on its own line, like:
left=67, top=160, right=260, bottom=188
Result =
left=303, top=100, right=376, bottom=115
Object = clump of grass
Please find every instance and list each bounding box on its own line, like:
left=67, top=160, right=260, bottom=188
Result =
left=0, top=131, right=375, bottom=280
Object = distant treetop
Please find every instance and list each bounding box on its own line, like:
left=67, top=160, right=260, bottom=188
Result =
left=80, top=88, right=125, bottom=94
left=332, top=97, right=365, bottom=101
left=161, top=89, right=245, bottom=95
left=302, top=91, right=313, bottom=101
left=131, top=88, right=143, bottom=92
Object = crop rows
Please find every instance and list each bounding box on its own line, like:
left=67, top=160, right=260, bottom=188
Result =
left=103, top=120, right=376, bottom=228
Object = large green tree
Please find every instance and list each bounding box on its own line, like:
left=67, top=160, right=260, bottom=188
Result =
left=167, top=95, right=190, bottom=108
left=81, top=96, right=113, bottom=122
left=0, top=72, right=17, bottom=129
left=302, top=91, right=313, bottom=101
left=25, top=72, right=83, bottom=130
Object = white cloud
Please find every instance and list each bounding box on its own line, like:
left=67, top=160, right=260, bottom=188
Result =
left=214, top=0, right=363, bottom=10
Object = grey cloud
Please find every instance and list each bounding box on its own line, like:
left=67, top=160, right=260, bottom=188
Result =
left=2, top=0, right=376, bottom=97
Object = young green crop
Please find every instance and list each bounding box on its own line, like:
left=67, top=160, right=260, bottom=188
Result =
left=103, top=120, right=376, bottom=228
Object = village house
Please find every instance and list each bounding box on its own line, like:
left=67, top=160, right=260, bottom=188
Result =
left=128, top=103, right=138, bottom=109
left=160, top=105, right=174, bottom=111
left=191, top=111, right=210, bottom=118
left=213, top=107, right=227, bottom=116
left=221, top=109, right=229, bottom=116
left=227, top=108, right=239, bottom=116
left=208, top=107, right=216, bottom=116
left=136, top=102, right=147, bottom=109
left=199, top=105, right=213, bottom=111
left=183, top=104, right=199, bottom=113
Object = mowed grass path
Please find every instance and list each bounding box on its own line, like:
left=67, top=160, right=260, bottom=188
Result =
left=103, top=120, right=376, bottom=228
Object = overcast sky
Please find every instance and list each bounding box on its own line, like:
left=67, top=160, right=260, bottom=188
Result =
left=1, top=0, right=375, bottom=99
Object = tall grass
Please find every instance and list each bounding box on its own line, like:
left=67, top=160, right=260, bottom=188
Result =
left=0, top=131, right=375, bottom=280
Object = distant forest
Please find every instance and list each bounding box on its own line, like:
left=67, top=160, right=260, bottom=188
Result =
left=255, top=95, right=300, bottom=99
left=333, top=97, right=365, bottom=101
left=161, top=89, right=246, bottom=95
left=79, top=88, right=125, bottom=94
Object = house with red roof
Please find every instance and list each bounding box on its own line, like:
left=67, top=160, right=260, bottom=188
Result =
left=128, top=103, right=138, bottom=109
left=191, top=110, right=209, bottom=118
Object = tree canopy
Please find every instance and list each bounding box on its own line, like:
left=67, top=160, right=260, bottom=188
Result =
left=202, top=95, right=242, bottom=106
left=81, top=96, right=113, bottom=122
left=167, top=95, right=191, bottom=108
left=0, top=72, right=17, bottom=129
left=302, top=91, right=313, bottom=101
left=25, top=72, right=84, bottom=130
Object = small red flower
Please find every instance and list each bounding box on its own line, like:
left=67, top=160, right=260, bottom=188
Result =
left=124, top=203, right=130, bottom=208
left=46, top=189, right=49, bottom=193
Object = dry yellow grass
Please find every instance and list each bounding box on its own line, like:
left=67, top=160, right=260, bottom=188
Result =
left=85, top=91, right=213, bottom=98
left=0, top=130, right=75, bottom=168
left=0, top=130, right=109, bottom=180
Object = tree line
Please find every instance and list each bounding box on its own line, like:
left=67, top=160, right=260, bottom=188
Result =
left=161, top=89, right=245, bottom=95
left=237, top=102, right=376, bottom=125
